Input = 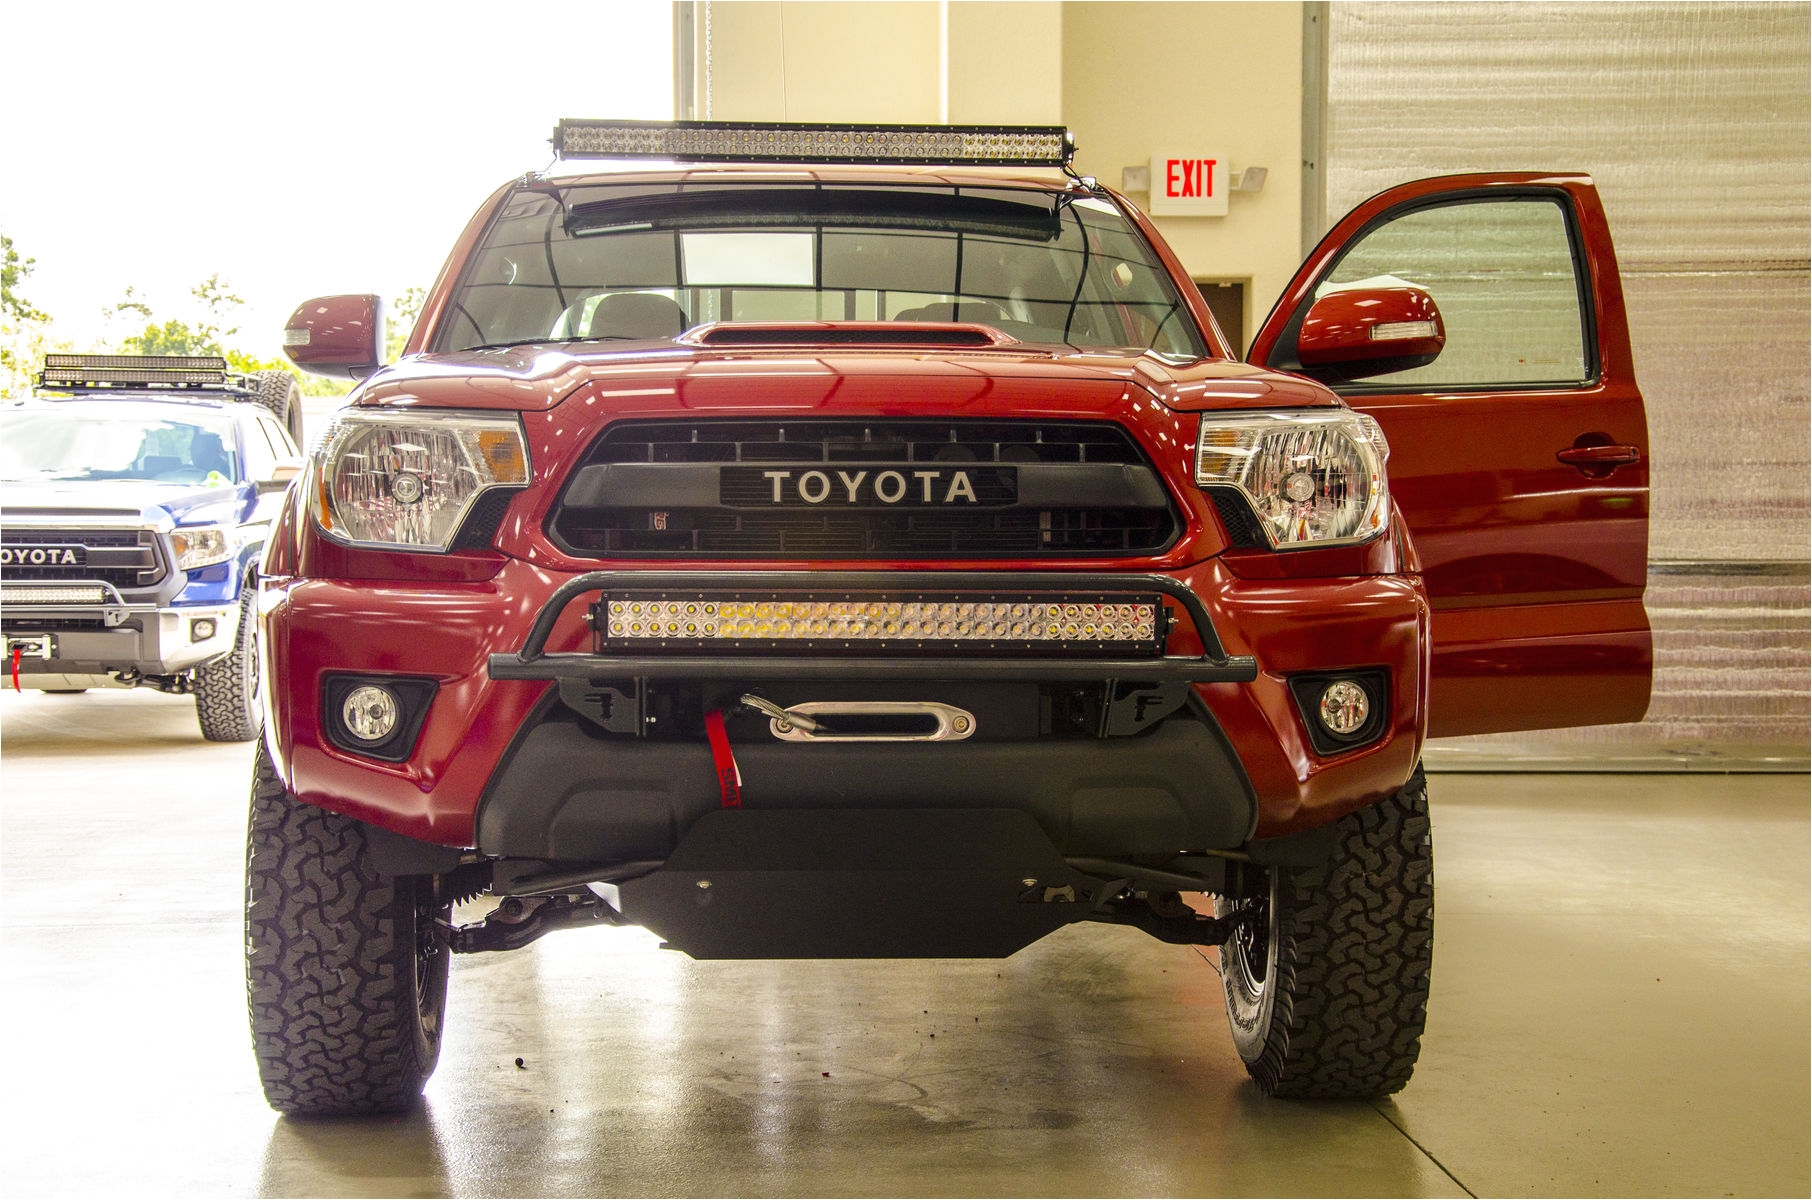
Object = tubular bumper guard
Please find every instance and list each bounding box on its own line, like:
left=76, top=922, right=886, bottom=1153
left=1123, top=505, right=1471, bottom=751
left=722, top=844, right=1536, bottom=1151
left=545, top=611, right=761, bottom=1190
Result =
left=486, top=570, right=1259, bottom=684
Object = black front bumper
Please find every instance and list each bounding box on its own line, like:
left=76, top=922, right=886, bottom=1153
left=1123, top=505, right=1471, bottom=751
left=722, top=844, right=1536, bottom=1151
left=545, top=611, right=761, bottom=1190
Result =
left=473, top=569, right=1261, bottom=956
left=477, top=698, right=1257, bottom=863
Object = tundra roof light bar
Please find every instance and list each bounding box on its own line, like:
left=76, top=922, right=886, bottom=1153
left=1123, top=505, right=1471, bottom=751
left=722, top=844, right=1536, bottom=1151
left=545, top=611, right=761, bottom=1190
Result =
left=553, top=119, right=1076, bottom=167
left=38, top=353, right=233, bottom=390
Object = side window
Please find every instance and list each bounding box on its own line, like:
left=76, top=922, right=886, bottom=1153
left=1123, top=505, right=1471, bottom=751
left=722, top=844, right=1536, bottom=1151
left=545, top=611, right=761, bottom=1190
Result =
left=258, top=415, right=296, bottom=457
left=1317, top=197, right=1588, bottom=388
left=242, top=417, right=282, bottom=481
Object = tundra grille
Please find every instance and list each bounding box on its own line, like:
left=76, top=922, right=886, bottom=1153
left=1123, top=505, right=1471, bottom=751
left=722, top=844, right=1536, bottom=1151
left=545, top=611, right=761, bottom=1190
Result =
left=0, top=528, right=164, bottom=589
left=548, top=420, right=1181, bottom=559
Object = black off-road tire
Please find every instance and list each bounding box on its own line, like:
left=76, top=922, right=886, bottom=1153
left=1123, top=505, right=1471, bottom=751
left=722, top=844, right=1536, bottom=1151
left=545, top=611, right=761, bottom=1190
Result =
left=244, top=743, right=450, bottom=1115
left=194, top=589, right=260, bottom=742
left=1219, top=765, right=1434, bottom=1098
left=248, top=369, right=304, bottom=447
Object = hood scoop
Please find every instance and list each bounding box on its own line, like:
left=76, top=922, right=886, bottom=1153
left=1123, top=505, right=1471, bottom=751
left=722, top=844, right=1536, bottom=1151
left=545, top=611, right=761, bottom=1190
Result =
left=684, top=321, right=1013, bottom=349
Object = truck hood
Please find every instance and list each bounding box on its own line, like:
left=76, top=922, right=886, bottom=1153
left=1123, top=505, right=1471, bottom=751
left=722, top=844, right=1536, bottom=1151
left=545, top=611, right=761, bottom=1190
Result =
left=0, top=479, right=248, bottom=529
left=353, top=341, right=1338, bottom=416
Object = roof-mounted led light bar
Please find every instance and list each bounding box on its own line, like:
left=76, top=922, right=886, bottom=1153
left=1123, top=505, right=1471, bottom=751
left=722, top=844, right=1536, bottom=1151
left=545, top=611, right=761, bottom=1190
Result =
left=553, top=119, right=1075, bottom=167
left=38, top=354, right=232, bottom=389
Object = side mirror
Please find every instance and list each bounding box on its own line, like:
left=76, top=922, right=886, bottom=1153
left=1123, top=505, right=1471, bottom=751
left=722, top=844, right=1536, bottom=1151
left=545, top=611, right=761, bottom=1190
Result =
left=283, top=294, right=385, bottom=379
left=258, top=457, right=306, bottom=494
left=1296, top=284, right=1445, bottom=381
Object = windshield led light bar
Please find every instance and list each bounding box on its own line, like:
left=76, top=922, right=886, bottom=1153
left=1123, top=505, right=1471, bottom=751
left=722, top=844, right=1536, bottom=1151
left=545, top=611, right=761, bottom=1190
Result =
left=595, top=594, right=1161, bottom=654
left=1, top=584, right=107, bottom=605
left=554, top=119, right=1075, bottom=167
left=39, top=353, right=230, bottom=388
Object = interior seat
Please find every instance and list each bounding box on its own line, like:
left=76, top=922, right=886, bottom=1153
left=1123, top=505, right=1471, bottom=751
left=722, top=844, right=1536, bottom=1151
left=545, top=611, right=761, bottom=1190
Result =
left=583, top=293, right=689, bottom=340
left=190, top=431, right=232, bottom=478
left=893, top=300, right=1011, bottom=324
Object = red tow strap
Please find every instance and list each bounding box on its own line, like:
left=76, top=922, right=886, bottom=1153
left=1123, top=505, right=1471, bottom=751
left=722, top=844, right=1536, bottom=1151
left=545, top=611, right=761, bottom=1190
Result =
left=9, top=646, right=20, bottom=693
left=704, top=709, right=742, bottom=808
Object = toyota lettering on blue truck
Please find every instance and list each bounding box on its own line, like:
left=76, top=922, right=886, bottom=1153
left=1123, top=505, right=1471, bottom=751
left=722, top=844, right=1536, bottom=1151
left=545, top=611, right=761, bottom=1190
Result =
left=0, top=354, right=304, bottom=740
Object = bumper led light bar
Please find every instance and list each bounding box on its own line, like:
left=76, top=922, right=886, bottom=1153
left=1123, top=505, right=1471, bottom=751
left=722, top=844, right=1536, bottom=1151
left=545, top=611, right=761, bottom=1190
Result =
left=38, top=353, right=231, bottom=389
left=1, top=584, right=108, bottom=605
left=553, top=119, right=1075, bottom=167
left=595, top=594, right=1162, bottom=655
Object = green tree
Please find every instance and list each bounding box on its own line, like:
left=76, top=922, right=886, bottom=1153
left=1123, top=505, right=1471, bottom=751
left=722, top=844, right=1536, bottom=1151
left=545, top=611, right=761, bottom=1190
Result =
left=2, top=233, right=62, bottom=393
left=116, top=275, right=246, bottom=358
left=105, top=277, right=351, bottom=399
left=386, top=286, right=426, bottom=361
left=2, top=234, right=48, bottom=325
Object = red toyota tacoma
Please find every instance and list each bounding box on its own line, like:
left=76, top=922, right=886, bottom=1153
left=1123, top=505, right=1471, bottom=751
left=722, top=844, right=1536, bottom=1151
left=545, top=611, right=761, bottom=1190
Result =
left=249, top=121, right=1650, bottom=1115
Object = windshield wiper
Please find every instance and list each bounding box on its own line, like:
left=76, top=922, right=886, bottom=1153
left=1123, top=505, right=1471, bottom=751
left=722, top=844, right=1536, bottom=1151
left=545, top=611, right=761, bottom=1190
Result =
left=461, top=339, right=563, bottom=352
left=460, top=336, right=642, bottom=353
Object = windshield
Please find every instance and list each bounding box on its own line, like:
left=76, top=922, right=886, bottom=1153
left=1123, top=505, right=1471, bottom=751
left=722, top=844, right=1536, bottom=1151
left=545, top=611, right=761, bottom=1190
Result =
left=0, top=405, right=240, bottom=485
left=433, top=183, right=1210, bottom=358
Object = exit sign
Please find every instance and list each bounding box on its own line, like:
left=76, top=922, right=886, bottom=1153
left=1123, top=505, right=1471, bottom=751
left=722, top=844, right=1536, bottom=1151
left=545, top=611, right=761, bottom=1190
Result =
left=1150, top=155, right=1229, bottom=216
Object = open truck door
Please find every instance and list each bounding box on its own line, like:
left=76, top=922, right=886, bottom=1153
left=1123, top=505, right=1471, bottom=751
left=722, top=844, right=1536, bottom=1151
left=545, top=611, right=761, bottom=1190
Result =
left=1250, top=173, right=1651, bottom=737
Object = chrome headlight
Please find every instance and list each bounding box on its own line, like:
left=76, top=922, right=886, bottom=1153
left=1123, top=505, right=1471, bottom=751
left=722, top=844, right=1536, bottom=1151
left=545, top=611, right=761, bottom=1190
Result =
left=170, top=524, right=234, bottom=569
left=1196, top=410, right=1390, bottom=549
left=313, top=410, right=530, bottom=551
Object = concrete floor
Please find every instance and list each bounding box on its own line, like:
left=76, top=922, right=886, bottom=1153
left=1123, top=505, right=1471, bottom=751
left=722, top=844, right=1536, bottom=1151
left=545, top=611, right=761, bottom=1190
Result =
left=1, top=688, right=1806, bottom=1198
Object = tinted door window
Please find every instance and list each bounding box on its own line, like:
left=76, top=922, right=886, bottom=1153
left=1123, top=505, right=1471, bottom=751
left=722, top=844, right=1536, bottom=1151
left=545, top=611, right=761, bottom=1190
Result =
left=1318, top=198, right=1588, bottom=388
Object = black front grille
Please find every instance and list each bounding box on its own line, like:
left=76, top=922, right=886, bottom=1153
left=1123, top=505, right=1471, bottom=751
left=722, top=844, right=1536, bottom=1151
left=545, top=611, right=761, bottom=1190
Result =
left=550, top=420, right=1180, bottom=559
left=0, top=528, right=164, bottom=588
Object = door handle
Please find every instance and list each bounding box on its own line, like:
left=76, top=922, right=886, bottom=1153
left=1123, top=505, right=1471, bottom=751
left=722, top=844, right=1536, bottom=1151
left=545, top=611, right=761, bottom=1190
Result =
left=1557, top=444, right=1640, bottom=468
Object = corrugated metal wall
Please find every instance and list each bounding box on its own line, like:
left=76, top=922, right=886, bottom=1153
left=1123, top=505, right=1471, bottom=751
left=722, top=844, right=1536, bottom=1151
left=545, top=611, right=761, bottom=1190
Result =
left=1325, top=1, right=1809, bottom=766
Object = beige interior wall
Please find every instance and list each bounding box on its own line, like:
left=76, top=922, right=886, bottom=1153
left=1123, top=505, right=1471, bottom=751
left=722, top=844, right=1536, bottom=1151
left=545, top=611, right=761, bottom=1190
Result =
left=702, top=2, right=942, bottom=122
left=1061, top=2, right=1304, bottom=349
left=947, top=3, right=1063, bottom=123
left=695, top=1, right=1303, bottom=346
left=700, top=1, right=1063, bottom=124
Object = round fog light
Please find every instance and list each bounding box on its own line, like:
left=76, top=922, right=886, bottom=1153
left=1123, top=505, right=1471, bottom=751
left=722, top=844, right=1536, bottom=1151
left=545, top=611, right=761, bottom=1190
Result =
left=342, top=685, right=400, bottom=743
left=189, top=618, right=217, bottom=641
left=1318, top=680, right=1370, bottom=736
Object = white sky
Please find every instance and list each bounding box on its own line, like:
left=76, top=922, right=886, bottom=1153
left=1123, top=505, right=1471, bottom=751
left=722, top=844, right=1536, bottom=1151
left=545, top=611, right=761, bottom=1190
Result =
left=1, top=0, right=673, bottom=353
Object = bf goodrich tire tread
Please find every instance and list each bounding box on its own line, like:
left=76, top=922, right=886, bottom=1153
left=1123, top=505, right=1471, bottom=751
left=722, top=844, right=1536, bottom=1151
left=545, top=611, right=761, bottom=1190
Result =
left=1228, top=767, right=1434, bottom=1098
left=194, top=590, right=259, bottom=742
left=244, top=744, right=445, bottom=1115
